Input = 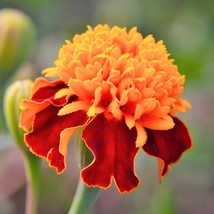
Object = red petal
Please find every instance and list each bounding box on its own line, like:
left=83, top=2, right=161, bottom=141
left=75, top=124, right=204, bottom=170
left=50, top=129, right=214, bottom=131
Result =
left=31, top=77, right=68, bottom=106
left=143, top=117, right=192, bottom=180
left=20, top=78, right=71, bottom=132
left=25, top=106, right=88, bottom=173
left=81, top=113, right=140, bottom=193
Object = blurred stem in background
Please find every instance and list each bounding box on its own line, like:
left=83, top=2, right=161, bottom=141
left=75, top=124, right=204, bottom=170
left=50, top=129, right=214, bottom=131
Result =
left=149, top=184, right=176, bottom=214
left=3, top=80, right=41, bottom=214
left=0, top=8, right=37, bottom=131
left=68, top=128, right=101, bottom=214
left=24, top=152, right=41, bottom=214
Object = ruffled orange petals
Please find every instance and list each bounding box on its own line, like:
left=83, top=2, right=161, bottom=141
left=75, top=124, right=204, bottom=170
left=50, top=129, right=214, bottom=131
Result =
left=143, top=117, right=192, bottom=181
left=25, top=107, right=88, bottom=173
left=41, top=25, right=191, bottom=132
left=81, top=113, right=140, bottom=193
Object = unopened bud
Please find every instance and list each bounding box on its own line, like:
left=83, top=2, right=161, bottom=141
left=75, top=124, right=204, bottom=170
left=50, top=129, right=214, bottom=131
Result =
left=0, top=8, right=36, bottom=77
left=3, top=79, right=33, bottom=153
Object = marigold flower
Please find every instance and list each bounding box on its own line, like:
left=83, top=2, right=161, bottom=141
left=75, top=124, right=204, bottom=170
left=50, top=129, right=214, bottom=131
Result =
left=19, top=25, right=192, bottom=193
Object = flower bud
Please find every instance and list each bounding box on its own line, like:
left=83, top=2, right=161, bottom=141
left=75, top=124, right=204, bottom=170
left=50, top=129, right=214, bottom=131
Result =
left=0, top=8, right=36, bottom=77
left=3, top=79, right=33, bottom=153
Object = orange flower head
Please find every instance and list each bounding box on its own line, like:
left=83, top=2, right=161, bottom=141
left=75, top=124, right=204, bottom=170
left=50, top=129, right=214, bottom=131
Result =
left=20, top=25, right=192, bottom=193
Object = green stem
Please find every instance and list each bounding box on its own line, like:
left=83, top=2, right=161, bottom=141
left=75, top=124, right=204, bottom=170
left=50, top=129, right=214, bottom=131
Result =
left=24, top=153, right=41, bottom=214
left=68, top=128, right=101, bottom=214
left=68, top=180, right=101, bottom=214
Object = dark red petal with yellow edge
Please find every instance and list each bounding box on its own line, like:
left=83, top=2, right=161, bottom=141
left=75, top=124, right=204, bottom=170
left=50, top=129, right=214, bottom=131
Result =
left=19, top=78, right=70, bottom=132
left=25, top=106, right=88, bottom=173
left=81, top=113, right=140, bottom=193
left=31, top=77, right=67, bottom=106
left=143, top=117, right=192, bottom=180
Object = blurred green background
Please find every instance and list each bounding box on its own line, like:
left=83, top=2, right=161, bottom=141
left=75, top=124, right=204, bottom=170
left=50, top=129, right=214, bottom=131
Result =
left=0, top=0, right=214, bottom=213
